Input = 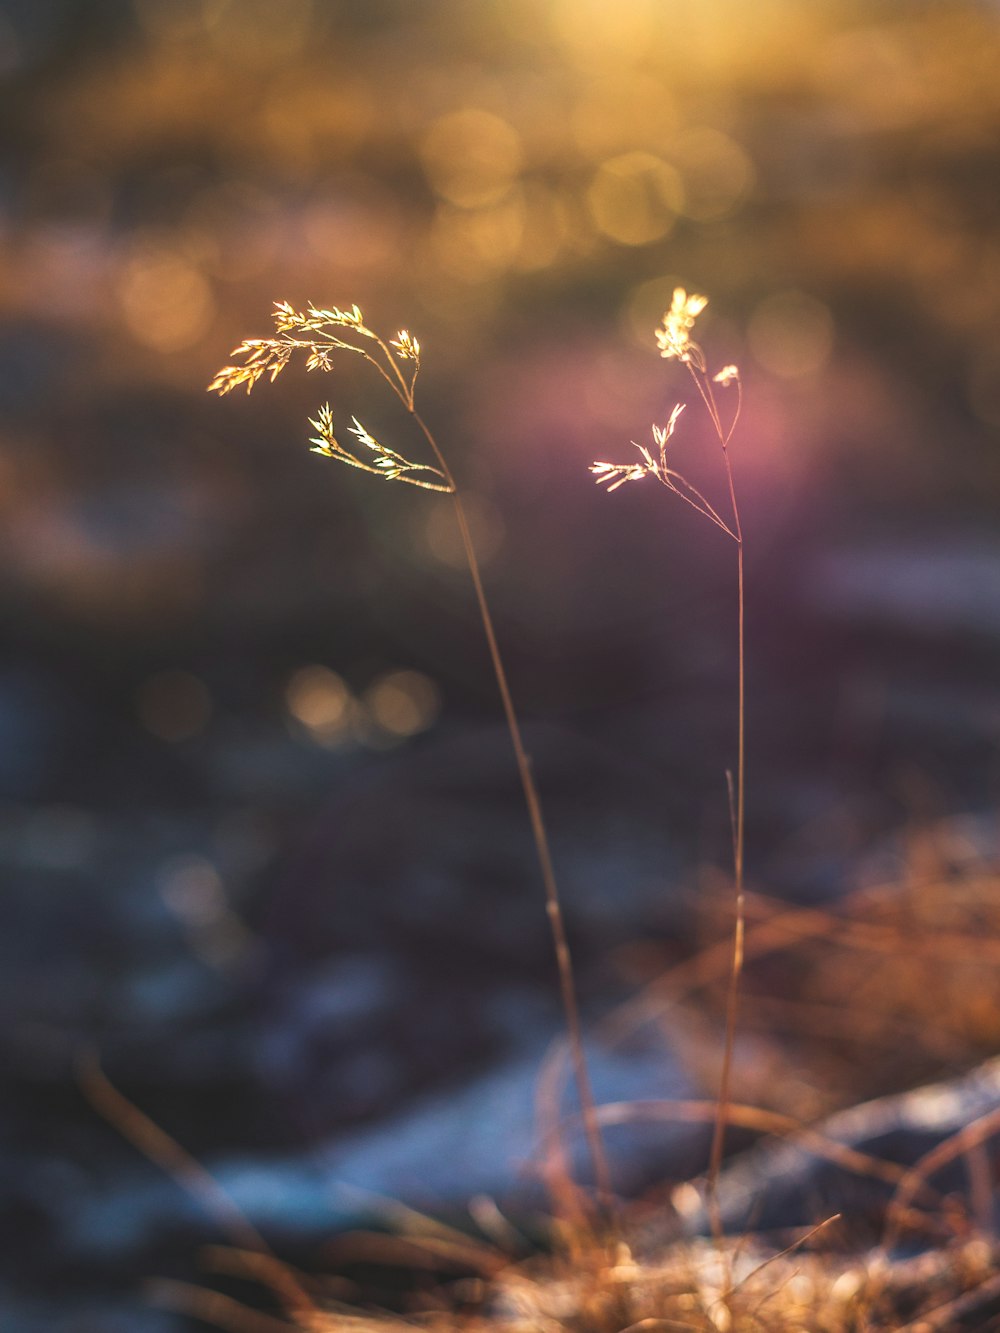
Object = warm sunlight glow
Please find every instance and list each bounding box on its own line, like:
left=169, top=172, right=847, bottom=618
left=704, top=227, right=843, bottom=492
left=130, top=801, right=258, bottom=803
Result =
left=748, top=290, right=835, bottom=379
left=423, top=493, right=505, bottom=570
left=364, top=669, right=442, bottom=740
left=285, top=664, right=354, bottom=746
left=419, top=108, right=523, bottom=210
left=587, top=152, right=683, bottom=246
left=118, top=244, right=215, bottom=353
left=670, top=128, right=755, bottom=222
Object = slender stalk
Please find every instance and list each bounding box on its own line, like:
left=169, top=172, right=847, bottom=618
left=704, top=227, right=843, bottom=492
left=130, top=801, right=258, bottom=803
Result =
left=689, top=363, right=746, bottom=1240
left=662, top=470, right=737, bottom=539
left=592, top=294, right=747, bottom=1236
left=412, top=409, right=613, bottom=1208
left=211, top=307, right=613, bottom=1212
left=706, top=537, right=745, bottom=1230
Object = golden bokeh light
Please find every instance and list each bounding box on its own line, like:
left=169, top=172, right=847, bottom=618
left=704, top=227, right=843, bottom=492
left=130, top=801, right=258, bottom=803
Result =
left=509, top=181, right=571, bottom=271
left=817, top=24, right=924, bottom=130
left=669, top=128, right=755, bottom=221
left=422, top=493, right=505, bottom=570
left=426, top=196, right=527, bottom=282
left=587, top=151, right=683, bottom=246
left=748, top=290, right=835, bottom=379
left=117, top=241, right=216, bottom=354
left=364, top=669, right=441, bottom=740
left=570, top=72, right=679, bottom=159
left=419, top=108, right=523, bottom=210
left=550, top=0, right=665, bottom=65
left=285, top=664, right=354, bottom=747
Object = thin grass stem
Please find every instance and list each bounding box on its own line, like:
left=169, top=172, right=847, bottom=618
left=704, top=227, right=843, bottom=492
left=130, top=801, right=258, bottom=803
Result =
left=595, top=295, right=748, bottom=1241
left=661, top=470, right=737, bottom=539
left=675, top=357, right=746, bottom=1247
left=211, top=305, right=613, bottom=1218
left=412, top=408, right=613, bottom=1210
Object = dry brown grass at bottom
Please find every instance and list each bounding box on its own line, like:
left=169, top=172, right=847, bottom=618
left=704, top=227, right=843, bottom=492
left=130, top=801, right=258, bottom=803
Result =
left=84, top=813, right=1000, bottom=1332
left=151, top=1229, right=1000, bottom=1333
left=611, top=817, right=1000, bottom=1121
left=481, top=1232, right=1000, bottom=1333
left=84, top=998, right=1000, bottom=1333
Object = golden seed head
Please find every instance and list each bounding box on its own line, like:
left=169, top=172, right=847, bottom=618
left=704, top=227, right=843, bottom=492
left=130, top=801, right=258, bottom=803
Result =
left=390, top=329, right=421, bottom=360
left=655, top=287, right=708, bottom=362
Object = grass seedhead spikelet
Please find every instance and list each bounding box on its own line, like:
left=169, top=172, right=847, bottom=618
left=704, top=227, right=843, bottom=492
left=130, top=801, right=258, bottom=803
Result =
left=655, top=287, right=710, bottom=366
left=389, top=329, right=420, bottom=360
left=209, top=304, right=448, bottom=491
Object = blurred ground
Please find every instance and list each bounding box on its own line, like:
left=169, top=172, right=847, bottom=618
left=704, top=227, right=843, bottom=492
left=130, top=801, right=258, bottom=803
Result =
left=3, top=0, right=1000, bottom=1327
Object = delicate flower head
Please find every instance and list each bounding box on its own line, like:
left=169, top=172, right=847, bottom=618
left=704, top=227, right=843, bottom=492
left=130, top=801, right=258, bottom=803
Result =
left=655, top=288, right=708, bottom=363
left=652, top=402, right=686, bottom=453
left=211, top=301, right=447, bottom=489
left=590, top=459, right=648, bottom=492
left=274, top=301, right=369, bottom=336
left=308, top=403, right=337, bottom=454
left=591, top=405, right=687, bottom=493
left=713, top=364, right=740, bottom=387
left=390, top=330, right=420, bottom=361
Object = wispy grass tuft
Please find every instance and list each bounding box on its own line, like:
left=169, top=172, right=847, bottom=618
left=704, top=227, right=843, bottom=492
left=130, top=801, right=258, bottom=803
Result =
left=83, top=292, right=1000, bottom=1333
left=592, top=287, right=745, bottom=1245
left=211, top=300, right=612, bottom=1210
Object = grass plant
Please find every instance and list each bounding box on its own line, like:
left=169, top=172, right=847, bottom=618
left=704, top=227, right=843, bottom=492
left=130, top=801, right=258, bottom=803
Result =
left=591, top=289, right=745, bottom=1236
left=82, top=293, right=1000, bottom=1333
left=209, top=302, right=611, bottom=1208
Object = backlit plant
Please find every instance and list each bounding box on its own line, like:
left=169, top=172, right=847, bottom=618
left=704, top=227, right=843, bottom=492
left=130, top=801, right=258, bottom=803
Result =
left=592, top=287, right=745, bottom=1232
left=211, top=299, right=612, bottom=1207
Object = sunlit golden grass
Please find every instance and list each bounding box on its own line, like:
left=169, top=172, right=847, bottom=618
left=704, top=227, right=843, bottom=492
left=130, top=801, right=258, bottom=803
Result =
left=86, top=1030, right=1000, bottom=1332
left=211, top=299, right=611, bottom=1204
left=84, top=986, right=1000, bottom=1332
left=81, top=288, right=1000, bottom=1333
left=146, top=1234, right=1000, bottom=1333
left=86, top=846, right=1000, bottom=1331
left=593, top=288, right=745, bottom=1243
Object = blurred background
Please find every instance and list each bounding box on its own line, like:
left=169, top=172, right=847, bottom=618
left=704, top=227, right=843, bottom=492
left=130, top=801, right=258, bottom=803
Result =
left=4, top=0, right=1000, bottom=1327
